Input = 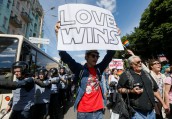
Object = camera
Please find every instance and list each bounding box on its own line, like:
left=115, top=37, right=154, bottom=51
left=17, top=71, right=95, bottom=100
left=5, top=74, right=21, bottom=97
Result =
left=133, top=83, right=143, bottom=89
left=110, top=81, right=117, bottom=87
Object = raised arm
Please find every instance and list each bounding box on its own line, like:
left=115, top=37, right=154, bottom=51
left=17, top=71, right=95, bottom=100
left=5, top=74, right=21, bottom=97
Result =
left=0, top=77, right=34, bottom=90
left=59, top=51, right=82, bottom=74
left=97, top=50, right=116, bottom=73
left=34, top=78, right=51, bottom=87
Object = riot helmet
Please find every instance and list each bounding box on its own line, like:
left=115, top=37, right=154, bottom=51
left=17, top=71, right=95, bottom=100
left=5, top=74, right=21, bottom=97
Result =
left=12, top=61, right=28, bottom=75
left=38, top=68, right=48, bottom=79
left=59, top=67, right=66, bottom=75
left=49, top=68, right=58, bottom=77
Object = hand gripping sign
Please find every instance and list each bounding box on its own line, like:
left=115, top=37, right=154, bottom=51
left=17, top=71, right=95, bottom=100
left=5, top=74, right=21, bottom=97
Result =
left=57, top=4, right=124, bottom=51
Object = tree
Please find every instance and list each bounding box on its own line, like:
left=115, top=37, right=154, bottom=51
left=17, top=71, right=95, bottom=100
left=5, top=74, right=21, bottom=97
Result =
left=122, top=0, right=172, bottom=62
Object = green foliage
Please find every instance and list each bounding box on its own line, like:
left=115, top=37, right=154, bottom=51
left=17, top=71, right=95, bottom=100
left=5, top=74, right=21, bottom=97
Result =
left=122, top=0, right=172, bottom=62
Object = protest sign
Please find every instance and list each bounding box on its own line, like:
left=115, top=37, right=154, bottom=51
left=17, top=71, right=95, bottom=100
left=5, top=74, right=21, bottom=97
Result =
left=109, top=59, right=124, bottom=69
left=57, top=4, right=124, bottom=51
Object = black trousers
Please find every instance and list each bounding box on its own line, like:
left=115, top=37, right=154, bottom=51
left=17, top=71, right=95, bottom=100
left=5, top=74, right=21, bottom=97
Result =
left=154, top=102, right=163, bottom=119
left=49, top=93, right=61, bottom=119
left=32, top=103, right=49, bottom=119
left=9, top=108, right=33, bottom=119
left=166, top=103, right=172, bottom=119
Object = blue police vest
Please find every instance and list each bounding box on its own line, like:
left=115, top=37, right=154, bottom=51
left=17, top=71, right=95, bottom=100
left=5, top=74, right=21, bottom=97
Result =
left=12, top=77, right=35, bottom=111
left=34, top=79, right=51, bottom=104
left=59, top=74, right=68, bottom=89
left=49, top=77, right=60, bottom=94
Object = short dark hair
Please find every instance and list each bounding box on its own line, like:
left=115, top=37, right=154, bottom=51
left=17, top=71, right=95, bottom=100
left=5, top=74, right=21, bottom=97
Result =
left=111, top=68, right=117, bottom=74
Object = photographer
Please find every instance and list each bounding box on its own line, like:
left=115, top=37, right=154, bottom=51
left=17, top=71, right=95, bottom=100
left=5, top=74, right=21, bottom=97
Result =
left=108, top=68, right=119, bottom=104
left=117, top=55, right=169, bottom=119
left=108, top=68, right=119, bottom=119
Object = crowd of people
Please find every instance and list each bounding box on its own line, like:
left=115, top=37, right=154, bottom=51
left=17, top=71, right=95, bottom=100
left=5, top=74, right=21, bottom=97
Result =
left=1, top=49, right=172, bottom=119
left=0, top=61, right=75, bottom=119
left=0, top=21, right=172, bottom=119
left=103, top=50, right=172, bottom=119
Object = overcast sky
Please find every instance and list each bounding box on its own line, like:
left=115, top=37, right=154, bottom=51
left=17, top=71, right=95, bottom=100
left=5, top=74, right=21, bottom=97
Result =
left=39, top=0, right=151, bottom=64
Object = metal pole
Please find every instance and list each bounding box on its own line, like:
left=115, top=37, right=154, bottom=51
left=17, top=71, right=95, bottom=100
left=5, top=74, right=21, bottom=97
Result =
left=38, top=14, right=44, bottom=48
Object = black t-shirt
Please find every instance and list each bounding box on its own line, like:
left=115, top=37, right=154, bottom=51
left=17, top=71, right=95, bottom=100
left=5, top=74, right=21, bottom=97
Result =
left=118, top=69, right=159, bottom=111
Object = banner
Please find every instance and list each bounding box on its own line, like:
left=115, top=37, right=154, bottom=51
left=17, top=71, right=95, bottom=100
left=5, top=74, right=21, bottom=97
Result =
left=109, top=59, right=124, bottom=69
left=57, top=4, right=124, bottom=51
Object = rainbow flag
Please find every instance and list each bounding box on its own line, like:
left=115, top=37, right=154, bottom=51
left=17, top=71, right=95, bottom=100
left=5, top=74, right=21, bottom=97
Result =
left=123, top=40, right=129, bottom=47
left=117, top=69, right=123, bottom=75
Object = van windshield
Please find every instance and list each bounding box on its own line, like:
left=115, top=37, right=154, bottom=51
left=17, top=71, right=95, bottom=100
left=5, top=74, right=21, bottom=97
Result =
left=0, top=37, right=19, bottom=93
left=0, top=37, right=18, bottom=69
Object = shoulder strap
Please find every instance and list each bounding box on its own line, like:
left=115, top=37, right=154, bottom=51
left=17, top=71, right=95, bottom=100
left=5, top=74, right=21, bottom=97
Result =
left=141, top=70, right=155, bottom=106
left=125, top=70, right=134, bottom=89
left=96, top=68, right=102, bottom=81
left=79, top=69, right=84, bottom=81
left=77, top=69, right=84, bottom=86
left=143, top=70, right=154, bottom=89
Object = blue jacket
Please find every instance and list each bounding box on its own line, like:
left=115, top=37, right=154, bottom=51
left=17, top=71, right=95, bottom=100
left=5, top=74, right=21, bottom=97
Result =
left=59, top=50, right=115, bottom=111
left=49, top=77, right=60, bottom=94
left=12, top=77, right=35, bottom=111
left=35, top=79, right=51, bottom=104
left=59, top=74, right=68, bottom=89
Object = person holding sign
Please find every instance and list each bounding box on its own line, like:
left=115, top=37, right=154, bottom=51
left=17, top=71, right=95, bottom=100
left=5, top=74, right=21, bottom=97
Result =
left=55, top=21, right=119, bottom=118
left=56, top=4, right=124, bottom=118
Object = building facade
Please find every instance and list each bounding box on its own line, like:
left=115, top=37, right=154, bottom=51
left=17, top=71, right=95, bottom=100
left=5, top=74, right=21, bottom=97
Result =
left=0, top=0, right=43, bottom=38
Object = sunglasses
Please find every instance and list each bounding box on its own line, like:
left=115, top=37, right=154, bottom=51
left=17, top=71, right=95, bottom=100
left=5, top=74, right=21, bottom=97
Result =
left=90, top=54, right=100, bottom=59
left=152, top=62, right=160, bottom=65
left=133, top=61, right=142, bottom=65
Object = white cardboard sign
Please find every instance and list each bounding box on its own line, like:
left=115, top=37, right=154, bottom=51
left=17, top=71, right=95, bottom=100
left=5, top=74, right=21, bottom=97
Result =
left=109, top=59, right=124, bottom=69
left=57, top=4, right=124, bottom=51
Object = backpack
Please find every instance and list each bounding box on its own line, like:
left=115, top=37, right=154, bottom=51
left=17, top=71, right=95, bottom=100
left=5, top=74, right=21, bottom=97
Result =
left=112, top=93, right=132, bottom=119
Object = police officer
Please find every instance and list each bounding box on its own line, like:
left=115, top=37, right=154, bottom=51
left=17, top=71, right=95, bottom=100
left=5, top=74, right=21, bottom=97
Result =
left=48, top=67, right=61, bottom=119
left=0, top=61, right=35, bottom=119
left=34, top=68, right=51, bottom=119
left=58, top=67, right=69, bottom=114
